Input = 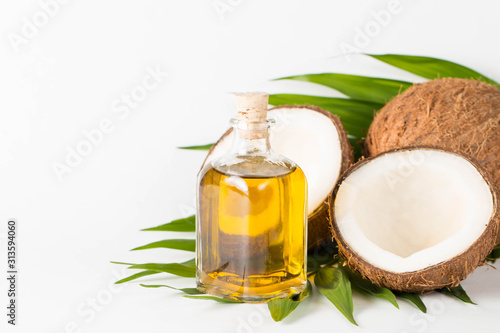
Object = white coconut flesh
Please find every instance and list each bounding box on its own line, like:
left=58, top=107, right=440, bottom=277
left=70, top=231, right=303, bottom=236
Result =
left=334, top=149, right=494, bottom=273
left=205, top=107, right=343, bottom=214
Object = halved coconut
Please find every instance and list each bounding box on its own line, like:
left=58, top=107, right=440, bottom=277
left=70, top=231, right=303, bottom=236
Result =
left=365, top=78, right=500, bottom=243
left=331, top=147, right=499, bottom=293
left=203, top=105, right=353, bottom=250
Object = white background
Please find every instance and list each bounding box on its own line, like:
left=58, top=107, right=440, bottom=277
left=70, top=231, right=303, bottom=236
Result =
left=1, top=0, right=500, bottom=332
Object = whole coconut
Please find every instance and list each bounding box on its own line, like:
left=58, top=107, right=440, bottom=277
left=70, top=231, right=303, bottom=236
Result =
left=365, top=78, right=500, bottom=243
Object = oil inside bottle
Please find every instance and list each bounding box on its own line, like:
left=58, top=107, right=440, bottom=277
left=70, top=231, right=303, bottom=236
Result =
left=196, top=157, right=307, bottom=302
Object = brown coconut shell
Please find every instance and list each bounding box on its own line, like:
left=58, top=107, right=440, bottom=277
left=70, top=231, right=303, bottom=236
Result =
left=330, top=147, right=500, bottom=293
left=202, top=105, right=353, bottom=251
left=365, top=78, right=500, bottom=243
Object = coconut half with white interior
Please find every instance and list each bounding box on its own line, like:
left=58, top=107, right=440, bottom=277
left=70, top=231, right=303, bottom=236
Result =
left=203, top=105, right=353, bottom=250
left=365, top=78, right=500, bottom=244
left=331, top=147, right=499, bottom=293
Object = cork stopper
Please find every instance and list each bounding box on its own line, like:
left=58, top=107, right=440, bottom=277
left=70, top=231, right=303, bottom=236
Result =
left=234, top=92, right=269, bottom=140
left=235, top=92, right=269, bottom=122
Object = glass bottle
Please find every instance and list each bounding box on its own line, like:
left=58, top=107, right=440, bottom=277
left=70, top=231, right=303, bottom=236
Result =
left=196, top=92, right=307, bottom=302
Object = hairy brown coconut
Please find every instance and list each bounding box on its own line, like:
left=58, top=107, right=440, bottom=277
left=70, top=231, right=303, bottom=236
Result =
left=203, top=105, right=353, bottom=250
left=365, top=78, right=500, bottom=243
left=331, top=147, right=499, bottom=293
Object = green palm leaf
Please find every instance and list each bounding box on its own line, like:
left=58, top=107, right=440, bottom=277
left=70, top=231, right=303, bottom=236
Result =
left=368, top=54, right=499, bottom=87
left=142, top=215, right=196, bottom=232
left=438, top=285, right=476, bottom=305
left=268, top=281, right=312, bottom=322
left=127, top=259, right=196, bottom=278
left=275, top=73, right=412, bottom=104
left=131, top=239, right=195, bottom=252
left=395, top=292, right=427, bottom=313
left=115, top=270, right=160, bottom=284
left=178, top=144, right=213, bottom=150
left=345, top=267, right=398, bottom=309
left=314, top=266, right=357, bottom=325
left=140, top=284, right=202, bottom=295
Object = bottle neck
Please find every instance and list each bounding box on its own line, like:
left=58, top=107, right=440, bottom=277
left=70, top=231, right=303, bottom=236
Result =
left=229, top=118, right=273, bottom=155
left=231, top=129, right=272, bottom=155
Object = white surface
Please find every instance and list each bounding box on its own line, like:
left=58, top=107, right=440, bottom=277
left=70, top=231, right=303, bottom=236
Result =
left=335, top=149, right=494, bottom=272
left=1, top=1, right=500, bottom=332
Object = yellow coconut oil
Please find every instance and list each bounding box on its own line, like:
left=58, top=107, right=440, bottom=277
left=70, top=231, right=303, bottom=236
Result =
left=196, top=92, right=307, bottom=302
